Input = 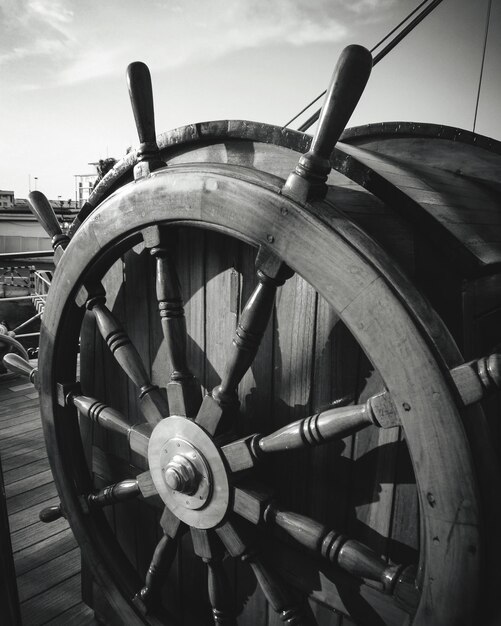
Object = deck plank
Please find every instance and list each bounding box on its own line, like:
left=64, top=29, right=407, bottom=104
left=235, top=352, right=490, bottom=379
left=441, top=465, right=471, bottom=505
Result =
left=7, top=480, right=58, bottom=515
left=20, top=573, right=82, bottom=625
left=0, top=376, right=96, bottom=625
left=8, top=494, right=58, bottom=533
left=2, top=446, right=47, bottom=472
left=14, top=529, right=77, bottom=577
left=11, top=512, right=68, bottom=552
left=4, top=456, right=50, bottom=485
left=44, top=601, right=98, bottom=626
left=17, top=546, right=81, bottom=602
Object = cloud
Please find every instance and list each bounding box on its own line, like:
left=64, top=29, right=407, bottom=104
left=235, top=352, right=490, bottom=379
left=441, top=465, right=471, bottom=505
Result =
left=0, top=0, right=393, bottom=90
left=340, top=0, right=397, bottom=14
left=0, top=0, right=74, bottom=66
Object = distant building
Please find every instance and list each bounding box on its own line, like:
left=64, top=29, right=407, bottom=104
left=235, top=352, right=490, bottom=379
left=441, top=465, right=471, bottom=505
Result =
left=0, top=191, right=14, bottom=209
left=74, top=173, right=97, bottom=208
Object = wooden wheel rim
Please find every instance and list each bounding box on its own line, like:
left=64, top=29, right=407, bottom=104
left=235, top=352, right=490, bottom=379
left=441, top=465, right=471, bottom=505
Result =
left=40, top=163, right=481, bottom=625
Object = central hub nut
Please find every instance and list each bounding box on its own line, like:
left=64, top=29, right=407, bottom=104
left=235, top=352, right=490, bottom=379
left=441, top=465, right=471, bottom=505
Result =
left=149, top=421, right=230, bottom=528
left=164, top=454, right=199, bottom=494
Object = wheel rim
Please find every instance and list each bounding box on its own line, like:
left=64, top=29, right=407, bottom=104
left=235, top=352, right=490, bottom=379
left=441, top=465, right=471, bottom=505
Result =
left=40, top=163, right=481, bottom=625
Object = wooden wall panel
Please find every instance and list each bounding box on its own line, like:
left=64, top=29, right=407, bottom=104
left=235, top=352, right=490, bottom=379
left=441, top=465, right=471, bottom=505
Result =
left=78, top=227, right=423, bottom=625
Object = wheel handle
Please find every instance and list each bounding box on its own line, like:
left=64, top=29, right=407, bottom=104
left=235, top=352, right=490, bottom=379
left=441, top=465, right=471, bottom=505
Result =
left=126, top=61, right=165, bottom=177
left=2, top=353, right=39, bottom=388
left=283, top=44, right=372, bottom=202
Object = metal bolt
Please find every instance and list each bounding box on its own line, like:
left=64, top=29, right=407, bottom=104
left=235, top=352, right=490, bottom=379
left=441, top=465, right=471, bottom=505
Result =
left=267, top=234, right=275, bottom=243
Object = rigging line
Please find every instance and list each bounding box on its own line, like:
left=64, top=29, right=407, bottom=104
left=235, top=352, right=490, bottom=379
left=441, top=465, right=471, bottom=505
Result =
left=287, top=0, right=445, bottom=133
left=473, top=0, right=492, bottom=133
left=369, top=0, right=431, bottom=54
left=282, top=0, right=433, bottom=130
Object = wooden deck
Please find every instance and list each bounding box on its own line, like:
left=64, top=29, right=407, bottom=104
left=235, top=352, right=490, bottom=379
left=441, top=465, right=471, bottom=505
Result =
left=0, top=374, right=98, bottom=626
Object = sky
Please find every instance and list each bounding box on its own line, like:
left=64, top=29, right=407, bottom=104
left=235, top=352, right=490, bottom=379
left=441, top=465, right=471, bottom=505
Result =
left=0, top=0, right=499, bottom=201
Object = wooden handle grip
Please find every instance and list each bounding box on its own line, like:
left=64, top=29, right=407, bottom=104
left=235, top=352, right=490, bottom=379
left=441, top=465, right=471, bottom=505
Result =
left=126, top=62, right=158, bottom=154
left=88, top=479, right=141, bottom=508
left=28, top=191, right=64, bottom=241
left=3, top=353, right=37, bottom=383
left=311, top=44, right=372, bottom=160
left=39, top=505, right=64, bottom=523
left=283, top=45, right=371, bottom=202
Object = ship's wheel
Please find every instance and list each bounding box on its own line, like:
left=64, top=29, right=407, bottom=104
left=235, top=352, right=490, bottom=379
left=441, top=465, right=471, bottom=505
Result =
left=6, top=46, right=499, bottom=626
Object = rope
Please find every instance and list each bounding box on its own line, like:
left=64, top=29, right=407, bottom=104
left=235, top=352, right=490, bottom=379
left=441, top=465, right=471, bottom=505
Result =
left=284, top=0, right=444, bottom=132
left=473, top=0, right=492, bottom=133
left=370, top=0, right=431, bottom=55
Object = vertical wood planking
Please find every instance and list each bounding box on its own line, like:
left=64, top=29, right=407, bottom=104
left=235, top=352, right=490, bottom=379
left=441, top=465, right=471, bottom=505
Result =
left=271, top=274, right=317, bottom=515
left=348, top=363, right=399, bottom=561
left=309, top=297, right=360, bottom=530
left=388, top=432, right=419, bottom=567
left=204, top=231, right=239, bottom=392
left=176, top=227, right=206, bottom=393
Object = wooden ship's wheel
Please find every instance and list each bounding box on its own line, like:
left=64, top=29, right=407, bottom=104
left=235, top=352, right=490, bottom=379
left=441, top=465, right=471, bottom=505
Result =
left=5, top=45, right=501, bottom=625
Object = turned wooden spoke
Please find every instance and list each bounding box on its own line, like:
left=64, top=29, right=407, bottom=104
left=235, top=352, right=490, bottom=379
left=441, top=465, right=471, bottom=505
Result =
left=283, top=44, right=372, bottom=202
left=87, top=478, right=142, bottom=508
left=222, top=391, right=399, bottom=472
left=87, top=473, right=156, bottom=507
left=190, top=529, right=236, bottom=625
left=142, top=226, right=202, bottom=417
left=134, top=532, right=179, bottom=611
left=213, top=262, right=292, bottom=407
left=84, top=285, right=168, bottom=424
left=197, top=252, right=293, bottom=436
left=216, top=519, right=310, bottom=625
left=160, top=505, right=182, bottom=538
left=127, top=61, right=165, bottom=178
left=234, top=488, right=412, bottom=596
left=27, top=191, right=69, bottom=263
left=205, top=556, right=236, bottom=626
left=58, top=384, right=152, bottom=458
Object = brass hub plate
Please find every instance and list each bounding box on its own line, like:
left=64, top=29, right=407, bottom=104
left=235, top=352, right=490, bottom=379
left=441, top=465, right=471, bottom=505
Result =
left=148, top=416, right=230, bottom=529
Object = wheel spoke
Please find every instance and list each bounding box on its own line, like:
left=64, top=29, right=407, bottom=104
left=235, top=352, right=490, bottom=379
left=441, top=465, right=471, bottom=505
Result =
left=87, top=477, right=142, bottom=508
left=160, top=505, right=182, bottom=538
left=233, top=486, right=415, bottom=597
left=126, top=61, right=165, bottom=179
left=78, top=282, right=168, bottom=424
left=58, top=384, right=152, bottom=458
left=191, top=529, right=236, bottom=625
left=222, top=391, right=399, bottom=472
left=197, top=249, right=293, bottom=435
left=216, top=519, right=312, bottom=625
left=143, top=225, right=202, bottom=417
left=133, top=532, right=180, bottom=612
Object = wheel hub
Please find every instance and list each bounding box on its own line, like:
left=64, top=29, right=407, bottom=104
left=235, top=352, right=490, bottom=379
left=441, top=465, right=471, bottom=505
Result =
left=148, top=416, right=230, bottom=529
